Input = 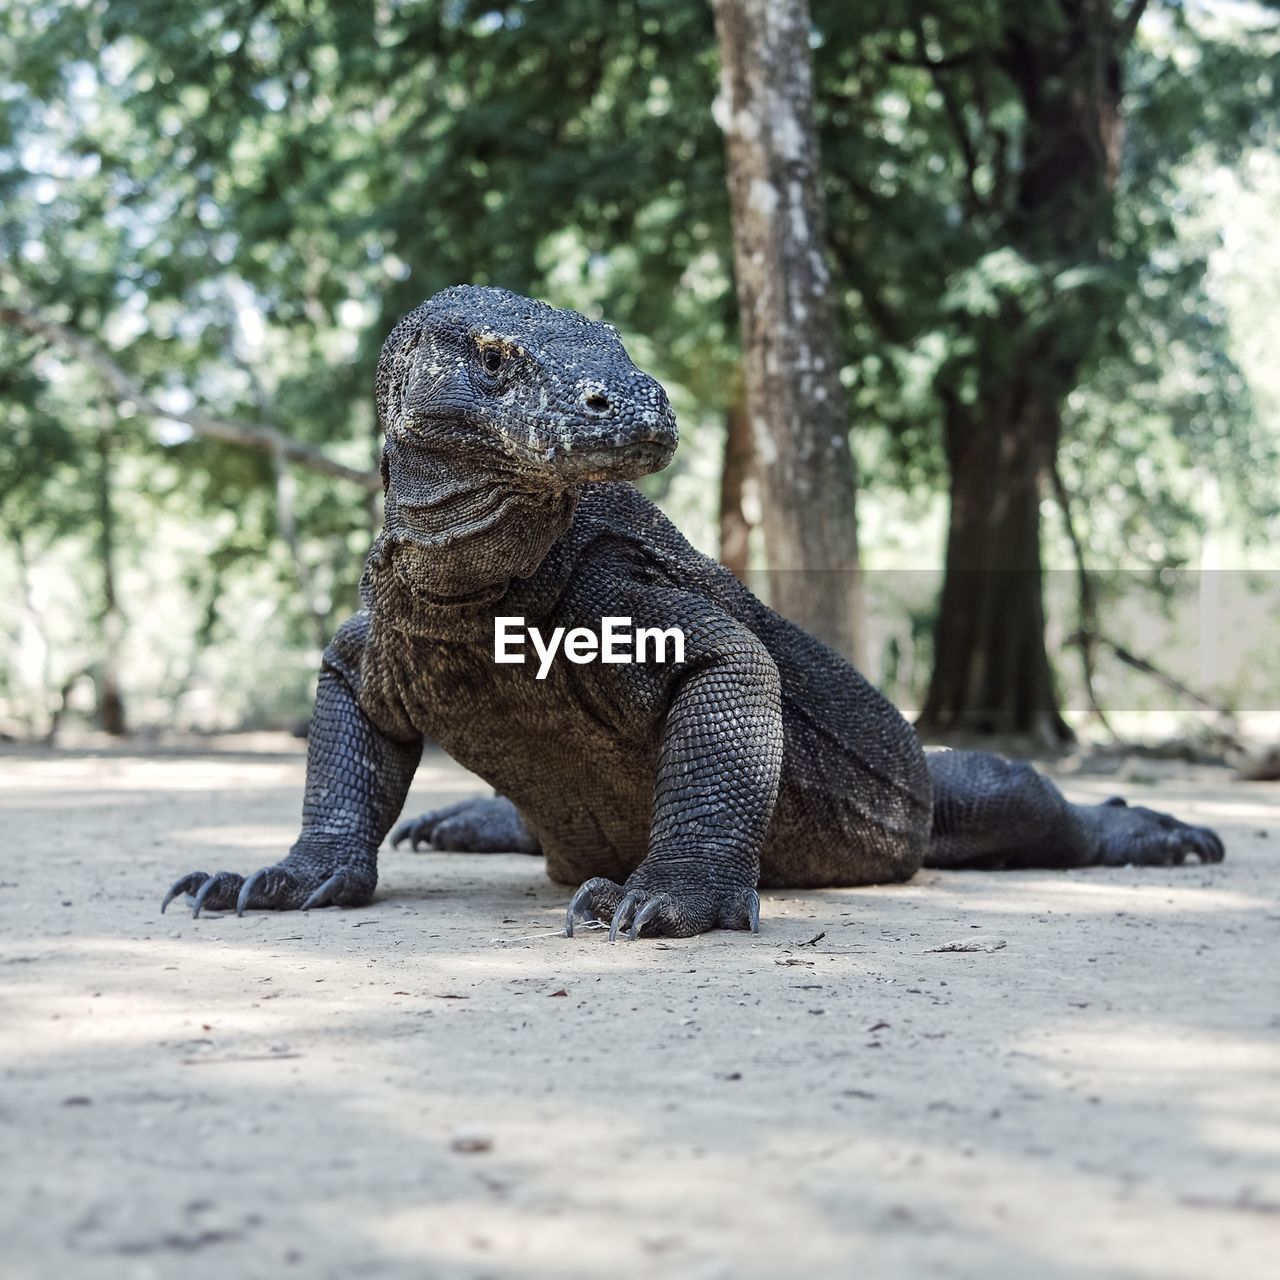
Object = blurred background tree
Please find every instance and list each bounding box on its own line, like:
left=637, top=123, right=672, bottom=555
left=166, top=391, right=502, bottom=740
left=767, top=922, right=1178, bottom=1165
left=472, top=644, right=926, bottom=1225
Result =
left=0, top=0, right=1276, bottom=745
left=714, top=0, right=865, bottom=663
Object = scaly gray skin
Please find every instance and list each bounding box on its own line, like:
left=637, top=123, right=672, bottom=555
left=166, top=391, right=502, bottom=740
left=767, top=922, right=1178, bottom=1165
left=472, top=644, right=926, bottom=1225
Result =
left=162, top=286, right=1224, bottom=937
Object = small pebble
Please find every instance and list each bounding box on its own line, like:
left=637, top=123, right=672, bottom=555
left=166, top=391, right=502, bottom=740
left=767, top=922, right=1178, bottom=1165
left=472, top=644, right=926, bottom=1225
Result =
left=450, top=1133, right=493, bottom=1155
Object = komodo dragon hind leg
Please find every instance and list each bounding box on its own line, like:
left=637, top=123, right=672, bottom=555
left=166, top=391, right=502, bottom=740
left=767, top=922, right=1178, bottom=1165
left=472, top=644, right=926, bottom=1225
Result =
left=392, top=795, right=541, bottom=854
left=925, top=749, right=1225, bottom=870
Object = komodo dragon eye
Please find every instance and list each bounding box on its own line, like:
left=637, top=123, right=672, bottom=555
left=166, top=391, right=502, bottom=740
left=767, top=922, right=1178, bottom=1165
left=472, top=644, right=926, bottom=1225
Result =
left=476, top=342, right=511, bottom=376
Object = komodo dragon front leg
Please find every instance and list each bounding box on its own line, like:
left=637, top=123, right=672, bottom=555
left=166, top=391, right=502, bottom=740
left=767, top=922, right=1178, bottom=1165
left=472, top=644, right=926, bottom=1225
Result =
left=162, top=618, right=422, bottom=915
left=563, top=591, right=784, bottom=939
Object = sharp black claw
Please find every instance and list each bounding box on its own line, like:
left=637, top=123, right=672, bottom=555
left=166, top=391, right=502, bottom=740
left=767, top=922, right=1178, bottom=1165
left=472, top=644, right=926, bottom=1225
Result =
left=236, top=868, right=269, bottom=917
left=564, top=882, right=598, bottom=938
left=392, top=812, right=448, bottom=852
left=630, top=894, right=670, bottom=940
left=161, top=872, right=208, bottom=915
left=609, top=892, right=642, bottom=942
left=745, top=888, right=761, bottom=933
left=191, top=874, right=227, bottom=919
left=301, top=871, right=346, bottom=911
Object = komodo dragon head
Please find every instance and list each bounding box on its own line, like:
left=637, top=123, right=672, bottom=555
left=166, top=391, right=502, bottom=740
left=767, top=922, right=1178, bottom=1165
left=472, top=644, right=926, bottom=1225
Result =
left=375, top=285, right=678, bottom=486
left=370, top=286, right=679, bottom=597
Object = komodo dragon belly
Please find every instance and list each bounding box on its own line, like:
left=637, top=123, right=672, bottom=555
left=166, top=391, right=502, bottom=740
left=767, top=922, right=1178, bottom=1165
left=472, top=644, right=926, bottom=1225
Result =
left=390, top=638, right=655, bottom=883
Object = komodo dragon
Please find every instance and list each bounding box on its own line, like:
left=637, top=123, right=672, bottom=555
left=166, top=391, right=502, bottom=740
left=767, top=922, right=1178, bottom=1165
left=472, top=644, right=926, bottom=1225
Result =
left=162, top=286, right=1224, bottom=938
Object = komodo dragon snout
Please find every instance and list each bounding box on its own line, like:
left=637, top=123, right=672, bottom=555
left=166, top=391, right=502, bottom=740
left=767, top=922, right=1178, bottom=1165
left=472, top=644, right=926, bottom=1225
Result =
left=374, top=283, right=677, bottom=485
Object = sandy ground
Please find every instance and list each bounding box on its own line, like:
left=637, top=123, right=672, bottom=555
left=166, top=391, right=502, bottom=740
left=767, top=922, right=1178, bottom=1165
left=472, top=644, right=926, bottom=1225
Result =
left=1, top=743, right=1277, bottom=1280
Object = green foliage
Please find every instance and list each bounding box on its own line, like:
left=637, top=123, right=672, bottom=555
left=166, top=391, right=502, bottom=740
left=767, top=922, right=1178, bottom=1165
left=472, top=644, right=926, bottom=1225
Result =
left=0, top=0, right=1275, bottom=731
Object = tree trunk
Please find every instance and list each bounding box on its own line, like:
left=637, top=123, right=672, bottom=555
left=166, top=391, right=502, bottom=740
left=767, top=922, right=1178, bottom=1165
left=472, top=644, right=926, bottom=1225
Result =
left=718, top=388, right=754, bottom=581
left=712, top=0, right=863, bottom=662
left=94, top=427, right=127, bottom=736
left=919, top=0, right=1135, bottom=745
left=919, top=390, right=1071, bottom=746
left=5, top=524, right=55, bottom=737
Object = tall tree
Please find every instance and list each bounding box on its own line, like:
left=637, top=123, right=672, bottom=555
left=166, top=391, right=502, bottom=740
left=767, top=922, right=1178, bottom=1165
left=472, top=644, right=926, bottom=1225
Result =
left=712, top=0, right=863, bottom=661
left=91, top=422, right=127, bottom=735
left=813, top=0, right=1276, bottom=741
left=913, top=0, right=1143, bottom=744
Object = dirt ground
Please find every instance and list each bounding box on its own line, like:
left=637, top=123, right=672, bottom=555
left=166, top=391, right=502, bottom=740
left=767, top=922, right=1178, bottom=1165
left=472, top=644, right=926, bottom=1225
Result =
left=1, top=742, right=1277, bottom=1279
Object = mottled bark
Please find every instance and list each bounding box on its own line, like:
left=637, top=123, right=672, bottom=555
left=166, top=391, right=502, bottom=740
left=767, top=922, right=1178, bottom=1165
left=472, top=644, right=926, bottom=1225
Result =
left=712, top=0, right=863, bottom=662
left=718, top=390, right=753, bottom=581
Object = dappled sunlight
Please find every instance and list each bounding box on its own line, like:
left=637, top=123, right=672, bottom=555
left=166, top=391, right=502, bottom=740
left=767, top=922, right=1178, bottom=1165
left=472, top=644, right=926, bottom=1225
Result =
left=179, top=824, right=303, bottom=850
left=1010, top=1017, right=1280, bottom=1193
left=10, top=925, right=1260, bottom=1279
left=2, top=747, right=1277, bottom=1276
left=1162, top=795, right=1280, bottom=822
left=0, top=914, right=707, bottom=1073
left=1017, top=1020, right=1280, bottom=1091
left=872, top=869, right=1268, bottom=919
left=334, top=1075, right=1278, bottom=1278
left=367, top=1144, right=858, bottom=1273
left=1060, top=781, right=1280, bottom=826
left=0, top=756, right=303, bottom=794
left=0, top=787, right=182, bottom=812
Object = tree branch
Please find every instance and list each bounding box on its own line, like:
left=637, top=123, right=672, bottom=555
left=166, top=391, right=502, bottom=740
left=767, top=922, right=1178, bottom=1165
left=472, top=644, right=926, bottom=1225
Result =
left=0, top=302, right=381, bottom=492
left=1119, top=0, right=1150, bottom=46
left=826, top=229, right=910, bottom=345
left=1077, top=631, right=1238, bottom=729
left=1050, top=456, right=1114, bottom=736
left=910, top=16, right=981, bottom=214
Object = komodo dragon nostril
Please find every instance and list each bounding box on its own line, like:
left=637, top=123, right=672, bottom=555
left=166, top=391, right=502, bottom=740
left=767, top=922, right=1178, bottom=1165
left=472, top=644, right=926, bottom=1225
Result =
left=583, top=391, right=610, bottom=414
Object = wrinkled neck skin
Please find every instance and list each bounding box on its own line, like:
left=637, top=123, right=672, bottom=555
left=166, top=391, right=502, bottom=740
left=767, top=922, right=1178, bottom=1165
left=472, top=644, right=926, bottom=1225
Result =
left=362, top=428, right=577, bottom=627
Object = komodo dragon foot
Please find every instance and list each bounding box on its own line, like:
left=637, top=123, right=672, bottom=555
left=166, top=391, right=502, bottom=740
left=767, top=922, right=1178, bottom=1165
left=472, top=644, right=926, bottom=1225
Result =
left=161, top=839, right=377, bottom=916
left=565, top=876, right=761, bottom=940
left=1089, top=798, right=1225, bottom=866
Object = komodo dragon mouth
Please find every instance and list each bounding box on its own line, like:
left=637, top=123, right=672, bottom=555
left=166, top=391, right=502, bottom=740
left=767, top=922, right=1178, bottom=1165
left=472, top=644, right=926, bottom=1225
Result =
left=537, top=438, right=676, bottom=483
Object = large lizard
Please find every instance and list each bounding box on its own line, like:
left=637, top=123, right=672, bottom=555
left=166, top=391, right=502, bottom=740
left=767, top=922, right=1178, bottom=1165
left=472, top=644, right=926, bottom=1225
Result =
left=162, top=287, right=1224, bottom=938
